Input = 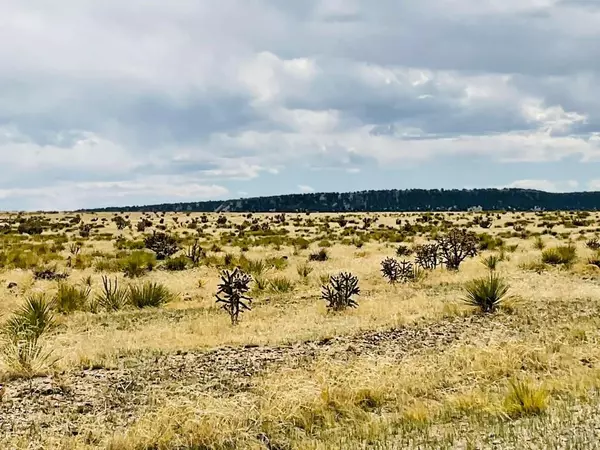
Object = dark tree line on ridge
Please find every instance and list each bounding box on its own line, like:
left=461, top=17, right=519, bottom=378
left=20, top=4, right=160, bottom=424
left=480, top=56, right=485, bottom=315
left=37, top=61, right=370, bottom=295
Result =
left=80, top=188, right=600, bottom=213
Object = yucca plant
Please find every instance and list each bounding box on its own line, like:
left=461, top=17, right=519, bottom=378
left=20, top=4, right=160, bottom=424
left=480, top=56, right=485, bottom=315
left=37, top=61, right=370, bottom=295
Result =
left=243, top=258, right=267, bottom=277
left=253, top=275, right=269, bottom=292
left=481, top=254, right=500, bottom=271
left=297, top=263, right=314, bottom=280
left=129, top=282, right=173, bottom=308
left=533, top=236, right=545, bottom=250
left=96, top=276, right=129, bottom=311
left=2, top=294, right=57, bottom=342
left=55, top=282, right=91, bottom=314
left=463, top=272, right=510, bottom=313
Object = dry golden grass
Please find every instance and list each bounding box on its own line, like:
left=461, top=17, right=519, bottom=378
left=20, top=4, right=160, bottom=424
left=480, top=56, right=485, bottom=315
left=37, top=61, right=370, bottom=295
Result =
left=1, top=210, right=600, bottom=448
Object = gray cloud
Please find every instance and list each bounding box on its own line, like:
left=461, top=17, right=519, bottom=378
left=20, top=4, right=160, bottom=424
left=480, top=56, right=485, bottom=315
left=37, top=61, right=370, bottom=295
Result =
left=0, top=0, right=599, bottom=208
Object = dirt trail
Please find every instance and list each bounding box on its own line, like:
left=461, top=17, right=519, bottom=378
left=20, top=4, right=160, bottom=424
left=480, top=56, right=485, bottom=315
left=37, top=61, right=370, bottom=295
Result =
left=0, top=314, right=509, bottom=441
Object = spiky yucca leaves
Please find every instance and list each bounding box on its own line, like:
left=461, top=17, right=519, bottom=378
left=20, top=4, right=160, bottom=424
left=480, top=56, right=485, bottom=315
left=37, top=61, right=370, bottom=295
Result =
left=463, top=272, right=510, bottom=313
left=55, top=282, right=91, bottom=314
left=436, top=228, right=478, bottom=270
left=96, top=276, right=129, bottom=311
left=481, top=254, right=500, bottom=271
left=129, top=282, right=173, bottom=308
left=321, top=272, right=360, bottom=311
left=2, top=294, right=57, bottom=342
left=215, top=268, right=253, bottom=325
left=1, top=294, right=58, bottom=378
left=297, top=262, right=314, bottom=280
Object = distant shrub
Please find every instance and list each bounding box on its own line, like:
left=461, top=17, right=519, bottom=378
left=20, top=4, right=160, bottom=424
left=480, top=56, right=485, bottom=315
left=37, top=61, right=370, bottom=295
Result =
left=588, top=251, right=600, bottom=268
left=436, top=228, right=478, bottom=270
left=396, top=245, right=412, bottom=257
left=144, top=231, right=179, bottom=260
left=266, top=256, right=288, bottom=271
left=533, top=236, right=546, bottom=250
left=17, top=219, right=43, bottom=235
left=33, top=265, right=69, bottom=281
left=185, top=239, right=205, bottom=265
left=586, top=238, right=600, bottom=251
left=163, top=255, right=188, bottom=271
left=481, top=254, right=500, bottom=271
left=309, top=248, right=329, bottom=262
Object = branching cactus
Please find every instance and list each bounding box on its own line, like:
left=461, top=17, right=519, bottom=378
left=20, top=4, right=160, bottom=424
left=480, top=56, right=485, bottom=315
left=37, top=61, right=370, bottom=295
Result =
left=321, top=272, right=360, bottom=311
left=381, top=257, right=401, bottom=284
left=414, top=243, right=440, bottom=270
left=215, top=268, right=253, bottom=325
left=436, top=228, right=478, bottom=270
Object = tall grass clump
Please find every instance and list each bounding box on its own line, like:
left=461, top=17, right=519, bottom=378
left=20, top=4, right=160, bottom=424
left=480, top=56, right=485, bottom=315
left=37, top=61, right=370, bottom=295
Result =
left=503, top=379, right=549, bottom=418
left=463, top=272, right=510, bottom=313
left=54, top=282, right=91, bottom=314
left=541, top=244, right=577, bottom=266
left=122, top=251, right=156, bottom=278
left=129, top=282, right=174, bottom=308
left=268, top=276, right=295, bottom=294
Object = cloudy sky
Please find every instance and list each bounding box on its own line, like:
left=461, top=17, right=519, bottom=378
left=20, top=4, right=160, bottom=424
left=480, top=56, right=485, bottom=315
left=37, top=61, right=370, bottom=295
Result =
left=2, top=0, right=600, bottom=210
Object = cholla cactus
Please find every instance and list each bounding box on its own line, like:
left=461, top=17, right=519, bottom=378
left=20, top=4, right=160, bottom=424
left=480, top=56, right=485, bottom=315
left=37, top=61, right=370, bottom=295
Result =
left=381, top=258, right=416, bottom=284
left=414, top=243, right=440, bottom=270
left=381, top=257, right=401, bottom=284
left=436, top=228, right=478, bottom=270
left=321, top=272, right=360, bottom=311
left=215, top=268, right=253, bottom=325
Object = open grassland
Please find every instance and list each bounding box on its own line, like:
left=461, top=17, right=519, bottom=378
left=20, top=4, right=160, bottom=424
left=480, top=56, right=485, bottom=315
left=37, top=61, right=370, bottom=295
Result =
left=2, top=210, right=600, bottom=448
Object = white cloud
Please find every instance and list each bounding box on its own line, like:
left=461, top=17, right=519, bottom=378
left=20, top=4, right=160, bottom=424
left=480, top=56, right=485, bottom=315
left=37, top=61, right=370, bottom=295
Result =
left=507, top=179, right=579, bottom=192
left=298, top=185, right=316, bottom=193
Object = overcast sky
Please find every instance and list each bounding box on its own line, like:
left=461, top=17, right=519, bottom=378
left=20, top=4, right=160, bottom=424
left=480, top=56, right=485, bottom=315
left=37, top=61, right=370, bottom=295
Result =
left=2, top=0, right=600, bottom=210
